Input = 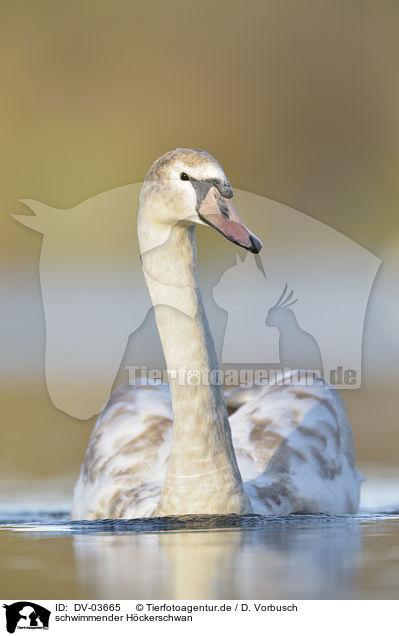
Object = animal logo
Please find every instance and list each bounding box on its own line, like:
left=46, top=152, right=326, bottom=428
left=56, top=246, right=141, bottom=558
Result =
left=212, top=196, right=381, bottom=386
left=12, top=185, right=381, bottom=418
left=2, top=602, right=50, bottom=633
left=12, top=186, right=152, bottom=420
left=213, top=253, right=278, bottom=363
left=265, top=284, right=324, bottom=375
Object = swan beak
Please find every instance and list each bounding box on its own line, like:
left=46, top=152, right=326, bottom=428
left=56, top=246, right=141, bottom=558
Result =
left=198, top=186, right=262, bottom=253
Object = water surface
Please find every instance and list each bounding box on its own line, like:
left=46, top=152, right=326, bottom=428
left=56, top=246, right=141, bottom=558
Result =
left=1, top=507, right=398, bottom=599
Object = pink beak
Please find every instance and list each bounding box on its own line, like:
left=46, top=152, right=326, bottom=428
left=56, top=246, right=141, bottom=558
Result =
left=198, top=186, right=262, bottom=253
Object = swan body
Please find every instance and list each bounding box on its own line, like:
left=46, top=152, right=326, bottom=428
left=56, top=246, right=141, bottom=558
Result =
left=72, top=375, right=362, bottom=518
left=71, top=149, right=362, bottom=519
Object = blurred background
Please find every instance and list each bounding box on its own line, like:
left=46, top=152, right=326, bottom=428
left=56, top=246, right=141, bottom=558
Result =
left=0, top=0, right=398, bottom=508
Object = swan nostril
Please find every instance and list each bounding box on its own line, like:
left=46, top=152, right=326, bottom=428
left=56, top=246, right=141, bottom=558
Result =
left=216, top=196, right=230, bottom=218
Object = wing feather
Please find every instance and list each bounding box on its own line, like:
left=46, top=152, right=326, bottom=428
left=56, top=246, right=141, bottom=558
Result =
left=72, top=372, right=362, bottom=518
left=71, top=382, right=173, bottom=519
left=230, top=371, right=363, bottom=514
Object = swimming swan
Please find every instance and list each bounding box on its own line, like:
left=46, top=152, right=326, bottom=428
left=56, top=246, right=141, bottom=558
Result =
left=71, top=149, right=362, bottom=519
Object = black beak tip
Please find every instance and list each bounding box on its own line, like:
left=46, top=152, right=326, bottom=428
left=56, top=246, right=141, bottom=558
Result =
left=249, top=235, right=263, bottom=253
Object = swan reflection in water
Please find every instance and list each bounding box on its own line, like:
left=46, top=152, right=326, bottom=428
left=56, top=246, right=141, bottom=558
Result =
left=72, top=516, right=362, bottom=599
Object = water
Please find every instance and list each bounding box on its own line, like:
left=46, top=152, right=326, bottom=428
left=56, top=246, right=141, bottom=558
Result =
left=1, top=508, right=399, bottom=599
left=0, top=466, right=398, bottom=599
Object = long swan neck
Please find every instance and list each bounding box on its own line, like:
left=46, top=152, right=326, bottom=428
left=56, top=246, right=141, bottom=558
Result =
left=138, top=217, right=251, bottom=515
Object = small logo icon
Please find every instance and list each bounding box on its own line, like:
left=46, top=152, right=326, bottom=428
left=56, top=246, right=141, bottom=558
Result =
left=2, top=602, right=51, bottom=633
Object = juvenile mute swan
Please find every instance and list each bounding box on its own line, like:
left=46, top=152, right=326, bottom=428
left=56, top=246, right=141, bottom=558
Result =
left=71, top=149, right=362, bottom=519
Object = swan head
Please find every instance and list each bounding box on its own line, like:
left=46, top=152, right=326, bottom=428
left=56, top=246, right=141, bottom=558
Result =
left=139, top=148, right=262, bottom=254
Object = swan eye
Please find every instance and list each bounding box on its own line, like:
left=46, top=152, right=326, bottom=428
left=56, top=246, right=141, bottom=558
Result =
left=180, top=172, right=190, bottom=181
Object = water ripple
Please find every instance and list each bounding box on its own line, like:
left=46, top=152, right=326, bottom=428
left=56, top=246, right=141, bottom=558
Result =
left=1, top=510, right=398, bottom=535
